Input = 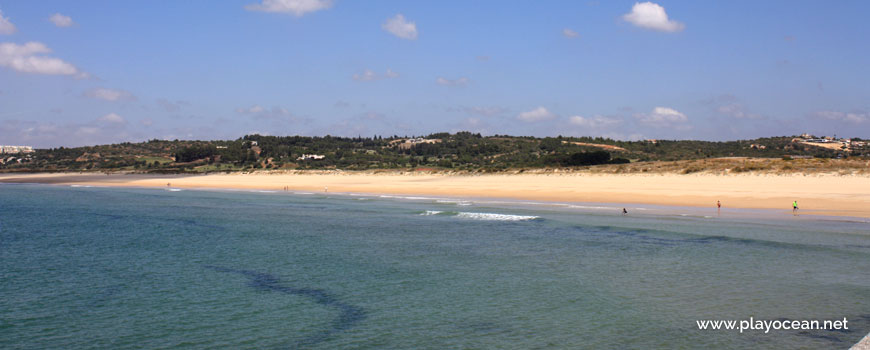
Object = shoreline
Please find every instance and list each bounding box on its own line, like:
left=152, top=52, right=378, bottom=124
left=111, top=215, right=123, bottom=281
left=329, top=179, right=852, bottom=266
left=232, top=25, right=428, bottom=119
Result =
left=3, top=172, right=870, bottom=219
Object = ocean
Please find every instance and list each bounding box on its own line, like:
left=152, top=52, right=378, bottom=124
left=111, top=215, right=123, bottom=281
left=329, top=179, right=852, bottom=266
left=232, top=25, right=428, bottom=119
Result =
left=1, top=184, right=868, bottom=349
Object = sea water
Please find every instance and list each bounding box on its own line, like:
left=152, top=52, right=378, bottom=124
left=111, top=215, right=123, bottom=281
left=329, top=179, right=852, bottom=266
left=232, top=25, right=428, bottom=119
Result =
left=1, top=184, right=868, bottom=349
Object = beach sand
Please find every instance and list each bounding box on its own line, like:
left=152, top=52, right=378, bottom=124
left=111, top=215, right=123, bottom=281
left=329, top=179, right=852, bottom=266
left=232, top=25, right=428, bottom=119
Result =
left=3, top=172, right=870, bottom=218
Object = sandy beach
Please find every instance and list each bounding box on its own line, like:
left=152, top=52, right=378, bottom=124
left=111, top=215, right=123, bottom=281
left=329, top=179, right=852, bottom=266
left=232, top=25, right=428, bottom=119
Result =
left=3, top=171, right=870, bottom=218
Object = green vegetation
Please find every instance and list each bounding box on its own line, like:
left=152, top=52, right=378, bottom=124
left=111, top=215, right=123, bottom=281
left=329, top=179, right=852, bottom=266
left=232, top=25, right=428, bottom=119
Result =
left=2, top=133, right=862, bottom=173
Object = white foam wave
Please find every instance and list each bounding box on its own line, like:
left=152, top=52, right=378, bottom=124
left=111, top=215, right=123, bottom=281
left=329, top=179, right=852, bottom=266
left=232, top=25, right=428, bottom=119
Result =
left=70, top=185, right=93, bottom=188
left=568, top=205, right=619, bottom=210
left=455, top=212, right=539, bottom=221
left=166, top=188, right=183, bottom=192
left=436, top=199, right=473, bottom=206
left=420, top=210, right=443, bottom=216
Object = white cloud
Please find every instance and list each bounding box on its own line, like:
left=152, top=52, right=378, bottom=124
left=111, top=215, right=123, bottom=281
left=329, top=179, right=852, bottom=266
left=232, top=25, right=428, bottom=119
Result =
left=705, top=95, right=763, bottom=119
left=436, top=77, right=469, bottom=87
left=517, top=107, right=555, bottom=122
left=717, top=104, right=761, bottom=119
left=244, top=0, right=333, bottom=16
left=49, top=13, right=74, bottom=27
left=382, top=14, right=418, bottom=40
left=0, top=41, right=86, bottom=77
left=236, top=105, right=266, bottom=114
left=814, top=111, right=867, bottom=124
left=0, top=9, right=16, bottom=35
left=156, top=98, right=189, bottom=112
left=569, top=115, right=620, bottom=128
left=562, top=28, right=579, bottom=38
left=622, top=2, right=684, bottom=33
left=352, top=68, right=399, bottom=81
left=235, top=105, right=305, bottom=122
left=98, top=113, right=126, bottom=124
left=84, top=88, right=136, bottom=101
left=636, top=107, right=688, bottom=126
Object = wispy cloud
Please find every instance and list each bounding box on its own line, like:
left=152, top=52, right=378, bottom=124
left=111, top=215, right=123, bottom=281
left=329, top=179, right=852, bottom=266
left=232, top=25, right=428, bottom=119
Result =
left=455, top=106, right=507, bottom=116
left=49, top=13, right=74, bottom=27
left=569, top=115, right=620, bottom=128
left=156, top=98, right=189, bottom=112
left=245, top=0, right=333, bottom=16
left=635, top=107, right=688, bottom=127
left=0, top=9, right=16, bottom=35
left=622, top=2, right=684, bottom=32
left=704, top=95, right=763, bottom=119
left=814, top=111, right=868, bottom=124
left=382, top=14, right=418, bottom=40
left=98, top=112, right=126, bottom=125
left=517, top=106, right=555, bottom=122
left=562, top=28, right=579, bottom=38
left=235, top=105, right=308, bottom=123
left=84, top=88, right=136, bottom=101
left=352, top=68, right=399, bottom=81
left=436, top=77, right=469, bottom=87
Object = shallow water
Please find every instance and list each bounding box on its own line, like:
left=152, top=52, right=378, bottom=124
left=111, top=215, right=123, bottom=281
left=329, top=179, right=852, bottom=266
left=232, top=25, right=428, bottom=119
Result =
left=1, top=184, right=868, bottom=349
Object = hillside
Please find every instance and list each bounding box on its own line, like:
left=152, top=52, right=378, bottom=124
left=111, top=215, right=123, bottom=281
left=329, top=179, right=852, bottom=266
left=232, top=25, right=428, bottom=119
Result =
left=2, top=132, right=866, bottom=173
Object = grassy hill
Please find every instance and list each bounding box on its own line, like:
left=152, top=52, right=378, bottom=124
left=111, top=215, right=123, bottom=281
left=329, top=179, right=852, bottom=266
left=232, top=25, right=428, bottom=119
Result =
left=2, top=132, right=865, bottom=173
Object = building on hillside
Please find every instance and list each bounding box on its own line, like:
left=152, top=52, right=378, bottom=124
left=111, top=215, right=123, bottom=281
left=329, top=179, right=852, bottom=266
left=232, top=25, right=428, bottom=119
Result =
left=394, top=138, right=442, bottom=150
left=297, top=154, right=325, bottom=160
left=0, top=145, right=34, bottom=154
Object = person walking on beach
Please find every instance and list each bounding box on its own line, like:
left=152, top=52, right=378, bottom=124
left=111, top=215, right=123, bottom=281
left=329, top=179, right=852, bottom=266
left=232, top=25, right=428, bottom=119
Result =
left=622, top=208, right=628, bottom=216
left=717, top=200, right=721, bottom=216
left=792, top=200, right=798, bottom=212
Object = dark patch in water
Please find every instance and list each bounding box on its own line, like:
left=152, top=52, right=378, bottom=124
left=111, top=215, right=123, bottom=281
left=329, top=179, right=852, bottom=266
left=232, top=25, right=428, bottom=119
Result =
left=797, top=330, right=844, bottom=343
left=91, top=212, right=225, bottom=231
left=589, top=226, right=773, bottom=248
left=205, top=265, right=365, bottom=348
left=791, top=314, right=870, bottom=345
left=89, top=283, right=125, bottom=307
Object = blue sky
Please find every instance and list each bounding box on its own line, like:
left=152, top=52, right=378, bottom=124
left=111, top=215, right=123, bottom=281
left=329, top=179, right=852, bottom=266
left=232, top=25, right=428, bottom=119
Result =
left=1, top=0, right=868, bottom=147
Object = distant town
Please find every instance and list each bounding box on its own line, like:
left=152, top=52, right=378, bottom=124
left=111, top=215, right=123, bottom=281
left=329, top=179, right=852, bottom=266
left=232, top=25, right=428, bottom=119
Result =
left=0, top=145, right=35, bottom=166
left=1, top=145, right=34, bottom=154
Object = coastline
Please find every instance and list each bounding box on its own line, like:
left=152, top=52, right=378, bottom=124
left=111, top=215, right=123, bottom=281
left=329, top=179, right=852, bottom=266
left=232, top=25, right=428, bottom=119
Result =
left=3, top=172, right=870, bottom=218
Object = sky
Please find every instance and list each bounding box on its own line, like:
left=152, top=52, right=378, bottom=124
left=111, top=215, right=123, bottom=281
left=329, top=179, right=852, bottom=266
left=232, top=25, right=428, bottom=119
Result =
left=0, top=0, right=869, bottom=148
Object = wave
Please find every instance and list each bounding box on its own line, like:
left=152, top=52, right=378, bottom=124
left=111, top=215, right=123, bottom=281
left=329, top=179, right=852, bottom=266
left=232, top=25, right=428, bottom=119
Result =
left=379, top=195, right=440, bottom=201
left=568, top=205, right=620, bottom=211
left=70, top=185, right=93, bottom=188
left=417, top=210, right=539, bottom=221
left=456, top=212, right=540, bottom=221
left=166, top=188, right=183, bottom=192
left=436, top=199, right=473, bottom=206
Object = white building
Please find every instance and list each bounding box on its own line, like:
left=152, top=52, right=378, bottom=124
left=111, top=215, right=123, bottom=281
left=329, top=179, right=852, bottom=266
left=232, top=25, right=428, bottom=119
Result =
left=297, top=154, right=325, bottom=160
left=0, top=145, right=34, bottom=154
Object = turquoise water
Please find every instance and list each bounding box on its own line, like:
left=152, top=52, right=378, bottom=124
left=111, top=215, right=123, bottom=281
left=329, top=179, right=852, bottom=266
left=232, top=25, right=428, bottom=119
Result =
left=1, top=184, right=868, bottom=349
